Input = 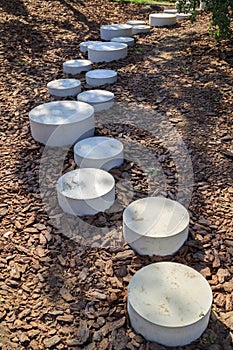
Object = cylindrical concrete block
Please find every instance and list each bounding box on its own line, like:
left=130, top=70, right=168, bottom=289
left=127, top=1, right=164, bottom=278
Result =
left=100, top=24, right=132, bottom=40
left=149, top=13, right=177, bottom=27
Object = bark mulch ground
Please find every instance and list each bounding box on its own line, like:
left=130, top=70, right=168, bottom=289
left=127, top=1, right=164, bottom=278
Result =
left=0, top=0, right=233, bottom=349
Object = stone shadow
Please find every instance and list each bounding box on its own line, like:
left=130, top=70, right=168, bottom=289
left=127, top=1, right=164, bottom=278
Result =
left=0, top=0, right=29, bottom=17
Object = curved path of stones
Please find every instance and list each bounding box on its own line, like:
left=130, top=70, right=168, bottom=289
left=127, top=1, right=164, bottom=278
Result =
left=29, top=9, right=213, bottom=346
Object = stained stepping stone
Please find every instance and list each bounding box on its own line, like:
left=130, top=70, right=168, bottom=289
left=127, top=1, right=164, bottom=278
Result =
left=63, top=59, right=92, bottom=75
left=57, top=168, right=115, bottom=216
left=164, top=9, right=177, bottom=14
left=77, top=89, right=114, bottom=112
left=47, top=79, right=81, bottom=97
left=176, top=13, right=191, bottom=20
left=80, top=40, right=102, bottom=53
left=86, top=69, right=117, bottom=87
left=132, top=25, right=150, bottom=35
left=29, top=101, right=94, bottom=147
left=100, top=24, right=132, bottom=41
left=88, top=42, right=127, bottom=63
left=111, top=36, right=135, bottom=47
left=74, top=136, right=123, bottom=170
left=149, top=13, right=177, bottom=27
left=123, top=197, right=189, bottom=256
left=127, top=262, right=212, bottom=346
left=126, top=20, right=146, bottom=26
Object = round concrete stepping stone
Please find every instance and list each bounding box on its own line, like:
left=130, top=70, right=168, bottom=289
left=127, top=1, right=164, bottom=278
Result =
left=128, top=262, right=212, bottom=346
left=123, top=197, right=189, bottom=256
left=111, top=36, right=134, bottom=47
left=164, top=9, right=177, bottom=14
left=74, top=136, right=123, bottom=170
left=86, top=69, right=117, bottom=87
left=77, top=89, right=114, bottom=112
left=47, top=79, right=81, bottom=97
left=63, top=59, right=92, bottom=75
left=80, top=40, right=103, bottom=53
left=57, top=168, right=115, bottom=216
left=126, top=20, right=146, bottom=26
left=132, top=25, right=150, bottom=35
left=149, top=13, right=177, bottom=27
left=100, top=24, right=132, bottom=40
left=200, top=1, right=206, bottom=10
left=29, top=101, right=94, bottom=147
left=176, top=13, right=191, bottom=20
left=88, top=42, right=127, bottom=63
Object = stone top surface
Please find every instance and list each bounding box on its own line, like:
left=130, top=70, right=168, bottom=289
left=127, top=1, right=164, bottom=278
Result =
left=88, top=42, right=127, bottom=51
left=111, top=36, right=134, bottom=42
left=164, top=9, right=177, bottom=13
left=74, top=136, right=123, bottom=159
left=128, top=262, right=213, bottom=327
left=101, top=23, right=132, bottom=30
left=123, top=197, right=189, bottom=238
left=57, top=168, right=115, bottom=200
left=126, top=20, right=145, bottom=25
left=150, top=13, right=177, bottom=18
left=177, top=13, right=192, bottom=18
left=47, top=79, right=81, bottom=89
left=132, top=25, right=150, bottom=29
left=77, top=90, right=114, bottom=103
left=63, top=59, right=92, bottom=67
left=29, top=101, right=94, bottom=125
left=80, top=40, right=102, bottom=47
left=86, top=69, right=117, bottom=79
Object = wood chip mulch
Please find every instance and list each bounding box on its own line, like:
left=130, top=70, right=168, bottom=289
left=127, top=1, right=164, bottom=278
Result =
left=0, top=0, right=233, bottom=349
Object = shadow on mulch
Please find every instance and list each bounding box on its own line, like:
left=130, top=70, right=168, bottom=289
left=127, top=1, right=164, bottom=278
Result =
left=1, top=19, right=49, bottom=58
left=0, top=0, right=29, bottom=17
left=0, top=0, right=100, bottom=66
left=57, top=0, right=91, bottom=25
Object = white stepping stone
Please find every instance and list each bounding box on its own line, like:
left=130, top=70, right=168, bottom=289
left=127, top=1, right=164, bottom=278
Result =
left=57, top=168, right=115, bottom=216
left=77, top=89, right=114, bottom=112
left=47, top=79, right=81, bottom=97
left=63, top=59, right=92, bottom=75
left=200, top=1, right=206, bottom=10
left=132, top=25, right=150, bottom=35
left=123, top=197, right=189, bottom=256
left=100, top=24, right=132, bottom=41
left=149, top=13, right=177, bottom=27
left=86, top=69, right=117, bottom=87
left=126, top=20, right=146, bottom=26
left=128, top=262, right=212, bottom=347
left=111, top=36, right=135, bottom=47
left=80, top=40, right=103, bottom=53
left=88, top=42, right=127, bottom=63
left=74, top=136, right=123, bottom=170
left=176, top=13, right=191, bottom=20
left=29, top=101, right=94, bottom=147
left=164, top=9, right=177, bottom=14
